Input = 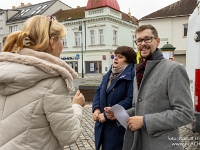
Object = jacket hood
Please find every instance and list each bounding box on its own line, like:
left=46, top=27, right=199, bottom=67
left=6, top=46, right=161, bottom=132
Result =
left=0, top=48, right=78, bottom=96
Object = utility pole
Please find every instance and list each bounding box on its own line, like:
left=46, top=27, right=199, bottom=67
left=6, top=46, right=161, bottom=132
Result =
left=79, top=25, right=84, bottom=78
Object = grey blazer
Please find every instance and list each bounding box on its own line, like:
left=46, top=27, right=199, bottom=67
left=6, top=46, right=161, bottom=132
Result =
left=123, top=49, right=193, bottom=150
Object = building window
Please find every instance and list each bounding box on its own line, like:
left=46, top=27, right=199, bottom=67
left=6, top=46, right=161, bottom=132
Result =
left=0, top=13, right=3, bottom=21
left=99, top=29, right=104, bottom=44
left=113, top=30, right=118, bottom=45
left=9, top=25, right=18, bottom=33
left=41, top=5, right=47, bottom=9
left=183, top=24, right=188, bottom=37
left=62, top=38, right=67, bottom=47
left=85, top=61, right=102, bottom=73
left=74, top=32, right=81, bottom=46
left=0, top=28, right=3, bottom=35
left=20, top=9, right=30, bottom=16
left=90, top=30, right=95, bottom=45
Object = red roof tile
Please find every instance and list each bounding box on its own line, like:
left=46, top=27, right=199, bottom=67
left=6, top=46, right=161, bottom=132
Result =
left=54, top=7, right=86, bottom=21
left=86, top=0, right=120, bottom=11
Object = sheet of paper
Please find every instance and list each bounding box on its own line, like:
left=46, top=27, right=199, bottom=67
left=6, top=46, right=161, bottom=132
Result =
left=109, top=104, right=129, bottom=129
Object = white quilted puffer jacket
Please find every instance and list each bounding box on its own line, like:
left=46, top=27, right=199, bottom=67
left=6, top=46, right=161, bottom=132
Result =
left=0, top=48, right=83, bottom=150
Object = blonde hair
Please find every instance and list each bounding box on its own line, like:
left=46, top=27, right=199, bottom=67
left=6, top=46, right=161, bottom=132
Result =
left=2, top=15, right=66, bottom=53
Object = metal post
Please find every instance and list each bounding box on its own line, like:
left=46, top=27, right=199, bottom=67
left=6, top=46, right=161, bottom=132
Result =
left=81, top=31, right=84, bottom=78
left=84, top=21, right=86, bottom=52
left=79, top=25, right=84, bottom=78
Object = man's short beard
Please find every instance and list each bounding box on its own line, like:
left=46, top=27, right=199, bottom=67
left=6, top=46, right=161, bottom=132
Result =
left=139, top=45, right=152, bottom=60
left=140, top=53, right=152, bottom=60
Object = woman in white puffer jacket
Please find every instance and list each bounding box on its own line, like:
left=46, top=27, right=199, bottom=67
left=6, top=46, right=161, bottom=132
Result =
left=0, top=15, right=85, bottom=150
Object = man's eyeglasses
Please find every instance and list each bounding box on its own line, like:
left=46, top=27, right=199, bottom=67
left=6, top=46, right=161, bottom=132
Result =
left=135, top=36, right=157, bottom=46
left=48, top=16, right=55, bottom=38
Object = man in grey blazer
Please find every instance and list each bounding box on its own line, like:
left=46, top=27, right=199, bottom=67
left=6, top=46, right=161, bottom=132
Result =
left=105, top=24, right=193, bottom=150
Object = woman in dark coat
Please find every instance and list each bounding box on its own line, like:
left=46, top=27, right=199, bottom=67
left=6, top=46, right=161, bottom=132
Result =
left=92, top=46, right=137, bottom=150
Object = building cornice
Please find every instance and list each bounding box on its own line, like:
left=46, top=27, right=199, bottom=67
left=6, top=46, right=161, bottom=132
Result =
left=62, top=16, right=137, bottom=28
left=62, top=49, right=116, bottom=54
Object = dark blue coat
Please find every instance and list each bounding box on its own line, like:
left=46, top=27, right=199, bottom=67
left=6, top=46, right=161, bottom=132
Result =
left=92, top=63, right=135, bottom=150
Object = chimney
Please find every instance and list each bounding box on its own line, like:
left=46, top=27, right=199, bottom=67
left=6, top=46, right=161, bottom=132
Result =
left=128, top=12, right=131, bottom=18
left=21, top=2, right=24, bottom=7
left=77, top=6, right=80, bottom=8
left=12, top=6, right=16, bottom=9
left=128, top=8, right=132, bottom=18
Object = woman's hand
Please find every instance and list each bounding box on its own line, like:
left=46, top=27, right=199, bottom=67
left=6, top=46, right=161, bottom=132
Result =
left=98, top=113, right=106, bottom=123
left=72, top=90, right=85, bottom=107
left=104, top=107, right=116, bottom=120
left=93, top=108, right=101, bottom=121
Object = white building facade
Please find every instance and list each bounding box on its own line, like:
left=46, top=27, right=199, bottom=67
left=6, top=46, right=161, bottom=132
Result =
left=56, top=0, right=138, bottom=75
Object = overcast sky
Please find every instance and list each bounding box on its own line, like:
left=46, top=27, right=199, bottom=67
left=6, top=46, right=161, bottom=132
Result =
left=1, top=0, right=179, bottom=19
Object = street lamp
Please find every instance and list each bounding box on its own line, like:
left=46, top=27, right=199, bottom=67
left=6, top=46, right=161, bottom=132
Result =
left=78, top=25, right=84, bottom=78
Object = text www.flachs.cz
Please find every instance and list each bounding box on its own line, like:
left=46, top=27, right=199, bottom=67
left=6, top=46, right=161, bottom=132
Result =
left=172, top=142, right=200, bottom=146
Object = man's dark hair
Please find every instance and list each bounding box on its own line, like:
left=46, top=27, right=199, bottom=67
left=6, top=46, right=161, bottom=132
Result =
left=135, top=24, right=158, bottom=38
left=114, top=46, right=136, bottom=64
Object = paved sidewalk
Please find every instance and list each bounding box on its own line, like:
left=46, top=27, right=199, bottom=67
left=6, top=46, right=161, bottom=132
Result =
left=64, top=105, right=95, bottom=150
